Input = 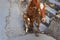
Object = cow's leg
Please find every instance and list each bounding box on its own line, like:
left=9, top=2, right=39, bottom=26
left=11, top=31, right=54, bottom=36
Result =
left=36, top=17, right=40, bottom=32
left=25, top=23, right=28, bottom=33
left=23, top=14, right=29, bottom=33
left=29, top=19, right=34, bottom=33
left=25, top=17, right=30, bottom=33
left=35, top=17, right=40, bottom=36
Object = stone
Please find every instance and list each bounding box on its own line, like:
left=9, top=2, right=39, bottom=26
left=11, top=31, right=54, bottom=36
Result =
left=45, top=17, right=60, bottom=40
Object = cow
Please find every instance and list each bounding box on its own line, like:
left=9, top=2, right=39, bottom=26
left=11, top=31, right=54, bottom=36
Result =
left=23, top=0, right=46, bottom=36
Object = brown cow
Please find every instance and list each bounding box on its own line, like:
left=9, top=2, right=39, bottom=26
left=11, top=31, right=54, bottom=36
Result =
left=23, top=0, right=46, bottom=36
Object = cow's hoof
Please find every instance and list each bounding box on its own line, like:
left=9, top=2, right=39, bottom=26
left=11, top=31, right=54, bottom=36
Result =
left=29, top=28, right=33, bottom=33
left=35, top=33, right=39, bottom=37
left=35, top=30, right=39, bottom=37
left=28, top=27, right=34, bottom=33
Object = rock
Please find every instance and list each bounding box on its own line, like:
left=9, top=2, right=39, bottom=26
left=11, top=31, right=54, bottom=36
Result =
left=45, top=17, right=60, bottom=40
left=7, top=34, right=56, bottom=40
